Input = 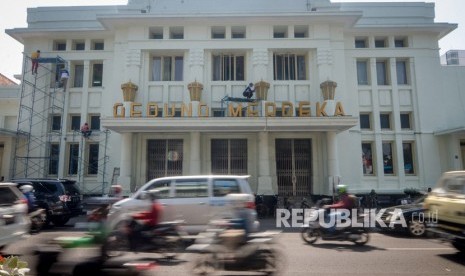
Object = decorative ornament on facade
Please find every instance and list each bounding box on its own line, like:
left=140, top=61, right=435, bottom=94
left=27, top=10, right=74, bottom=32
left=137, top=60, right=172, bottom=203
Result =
left=253, top=48, right=269, bottom=66
left=188, top=80, right=203, bottom=101
left=320, top=80, right=337, bottom=101
left=189, top=49, right=205, bottom=67
left=121, top=81, right=138, bottom=102
left=126, top=49, right=141, bottom=67
left=317, top=48, right=333, bottom=65
left=255, top=80, right=270, bottom=100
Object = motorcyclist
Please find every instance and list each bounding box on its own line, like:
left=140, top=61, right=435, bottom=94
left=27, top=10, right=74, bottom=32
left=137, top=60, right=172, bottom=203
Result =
left=128, top=189, right=163, bottom=248
left=323, top=184, right=355, bottom=234
left=20, top=184, right=37, bottom=213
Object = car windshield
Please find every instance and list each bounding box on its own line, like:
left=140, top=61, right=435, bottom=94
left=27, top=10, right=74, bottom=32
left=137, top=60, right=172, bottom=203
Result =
left=0, top=187, right=20, bottom=205
left=61, top=181, right=81, bottom=195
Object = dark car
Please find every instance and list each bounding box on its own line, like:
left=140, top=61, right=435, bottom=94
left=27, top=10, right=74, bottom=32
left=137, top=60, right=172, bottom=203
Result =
left=12, top=179, right=83, bottom=226
left=378, top=195, right=428, bottom=237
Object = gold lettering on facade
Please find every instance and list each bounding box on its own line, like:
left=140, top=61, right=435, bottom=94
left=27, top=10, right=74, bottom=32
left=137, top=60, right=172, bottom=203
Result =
left=113, top=103, right=125, bottom=117
left=164, top=103, right=176, bottom=117
left=298, top=101, right=311, bottom=117
left=199, top=102, right=209, bottom=117
left=247, top=102, right=259, bottom=117
left=316, top=102, right=327, bottom=117
left=335, top=102, right=345, bottom=116
left=147, top=102, right=158, bottom=117
left=130, top=103, right=142, bottom=117
left=265, top=102, right=277, bottom=117
left=229, top=103, right=243, bottom=117
left=181, top=103, right=193, bottom=117
left=282, top=101, right=293, bottom=117
left=112, top=101, right=347, bottom=118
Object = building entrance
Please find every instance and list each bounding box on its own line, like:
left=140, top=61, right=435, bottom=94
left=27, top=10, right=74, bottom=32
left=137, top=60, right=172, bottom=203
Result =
left=146, top=139, right=183, bottom=180
left=275, top=139, right=312, bottom=196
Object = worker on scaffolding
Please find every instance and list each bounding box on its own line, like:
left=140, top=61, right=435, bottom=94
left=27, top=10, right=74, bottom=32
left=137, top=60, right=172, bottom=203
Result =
left=31, top=50, right=40, bottom=74
left=242, top=83, right=255, bottom=99
left=80, top=122, right=92, bottom=138
left=60, top=68, right=70, bottom=91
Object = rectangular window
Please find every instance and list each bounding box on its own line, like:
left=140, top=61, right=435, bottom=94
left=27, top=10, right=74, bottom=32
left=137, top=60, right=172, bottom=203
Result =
left=48, top=143, right=59, bottom=175
left=395, top=37, right=407, bottom=48
left=273, top=53, right=307, bottom=80
left=73, top=64, right=84, bottom=88
left=360, top=113, right=371, bottom=130
left=54, top=41, right=66, bottom=51
left=375, top=38, right=387, bottom=48
left=382, top=142, right=394, bottom=175
left=89, top=115, right=100, bottom=130
left=87, top=144, right=99, bottom=175
left=376, top=60, right=389, bottom=85
left=72, top=40, right=85, bottom=51
left=212, top=54, right=245, bottom=81
left=68, top=143, right=79, bottom=175
left=91, top=63, right=103, bottom=87
left=211, top=139, right=247, bottom=175
left=231, top=26, right=246, bottom=39
left=211, top=26, right=226, bottom=39
left=150, top=26, right=163, bottom=39
left=396, top=60, right=408, bottom=85
left=294, top=25, right=308, bottom=38
left=356, top=60, right=369, bottom=85
left=51, top=115, right=61, bottom=131
left=152, top=56, right=184, bottom=81
left=174, top=179, right=208, bottom=198
left=169, top=26, right=184, bottom=39
left=70, top=115, right=81, bottom=131
left=91, top=40, right=104, bottom=50
left=273, top=26, right=288, bottom=38
left=213, top=179, right=241, bottom=197
left=380, top=113, right=391, bottom=130
left=400, top=113, right=412, bottom=130
left=355, top=38, right=368, bottom=48
left=362, top=142, right=374, bottom=175
left=403, top=142, right=415, bottom=175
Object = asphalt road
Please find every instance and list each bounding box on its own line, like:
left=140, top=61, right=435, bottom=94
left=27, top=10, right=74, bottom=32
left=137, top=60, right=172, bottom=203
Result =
left=2, top=217, right=464, bottom=276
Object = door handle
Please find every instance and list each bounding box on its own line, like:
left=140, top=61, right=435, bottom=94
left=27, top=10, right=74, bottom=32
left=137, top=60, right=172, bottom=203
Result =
left=199, top=202, right=206, bottom=205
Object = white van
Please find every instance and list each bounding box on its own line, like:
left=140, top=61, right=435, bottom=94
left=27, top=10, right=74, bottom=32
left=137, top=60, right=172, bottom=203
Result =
left=106, top=175, right=258, bottom=234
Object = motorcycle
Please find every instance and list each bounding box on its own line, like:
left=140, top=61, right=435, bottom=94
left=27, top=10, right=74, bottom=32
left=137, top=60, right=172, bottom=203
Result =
left=101, top=218, right=185, bottom=260
left=29, top=208, right=47, bottom=233
left=188, top=219, right=284, bottom=276
left=300, top=200, right=370, bottom=246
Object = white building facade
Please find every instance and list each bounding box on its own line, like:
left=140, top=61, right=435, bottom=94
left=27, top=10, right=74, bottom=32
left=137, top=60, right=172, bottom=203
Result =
left=5, top=0, right=465, bottom=196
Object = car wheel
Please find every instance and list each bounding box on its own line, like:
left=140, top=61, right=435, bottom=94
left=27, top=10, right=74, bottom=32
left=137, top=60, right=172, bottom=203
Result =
left=408, top=219, right=426, bottom=237
left=452, top=240, right=465, bottom=253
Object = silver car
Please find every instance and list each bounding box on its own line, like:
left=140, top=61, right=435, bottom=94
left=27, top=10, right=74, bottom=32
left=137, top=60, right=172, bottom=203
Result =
left=0, top=183, right=30, bottom=250
left=106, top=175, right=259, bottom=234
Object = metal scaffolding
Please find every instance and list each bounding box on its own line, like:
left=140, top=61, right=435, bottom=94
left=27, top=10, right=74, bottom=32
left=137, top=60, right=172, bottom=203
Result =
left=12, top=54, right=67, bottom=178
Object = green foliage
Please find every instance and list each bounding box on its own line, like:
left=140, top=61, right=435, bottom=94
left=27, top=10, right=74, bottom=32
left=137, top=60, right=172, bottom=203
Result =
left=0, top=256, right=30, bottom=276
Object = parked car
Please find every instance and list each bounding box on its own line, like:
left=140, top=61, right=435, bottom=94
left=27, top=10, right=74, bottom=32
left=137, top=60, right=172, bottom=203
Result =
left=0, top=183, right=30, bottom=250
left=11, top=179, right=83, bottom=226
left=106, top=175, right=259, bottom=234
left=378, top=195, right=428, bottom=237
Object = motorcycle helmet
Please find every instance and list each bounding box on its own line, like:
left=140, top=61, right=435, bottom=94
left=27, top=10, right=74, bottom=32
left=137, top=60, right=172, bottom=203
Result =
left=20, top=184, right=34, bottom=193
left=336, top=184, right=348, bottom=195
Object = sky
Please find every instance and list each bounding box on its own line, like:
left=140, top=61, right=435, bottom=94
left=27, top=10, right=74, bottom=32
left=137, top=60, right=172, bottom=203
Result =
left=0, top=0, right=464, bottom=83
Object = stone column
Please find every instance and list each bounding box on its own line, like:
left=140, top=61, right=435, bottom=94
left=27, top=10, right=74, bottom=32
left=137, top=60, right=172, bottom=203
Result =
left=190, top=132, right=201, bottom=174
left=257, top=132, right=273, bottom=194
left=118, top=132, right=133, bottom=194
left=327, top=131, right=340, bottom=195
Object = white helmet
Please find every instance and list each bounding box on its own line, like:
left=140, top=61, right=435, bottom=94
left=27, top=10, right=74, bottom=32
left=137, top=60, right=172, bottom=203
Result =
left=20, top=184, right=34, bottom=193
